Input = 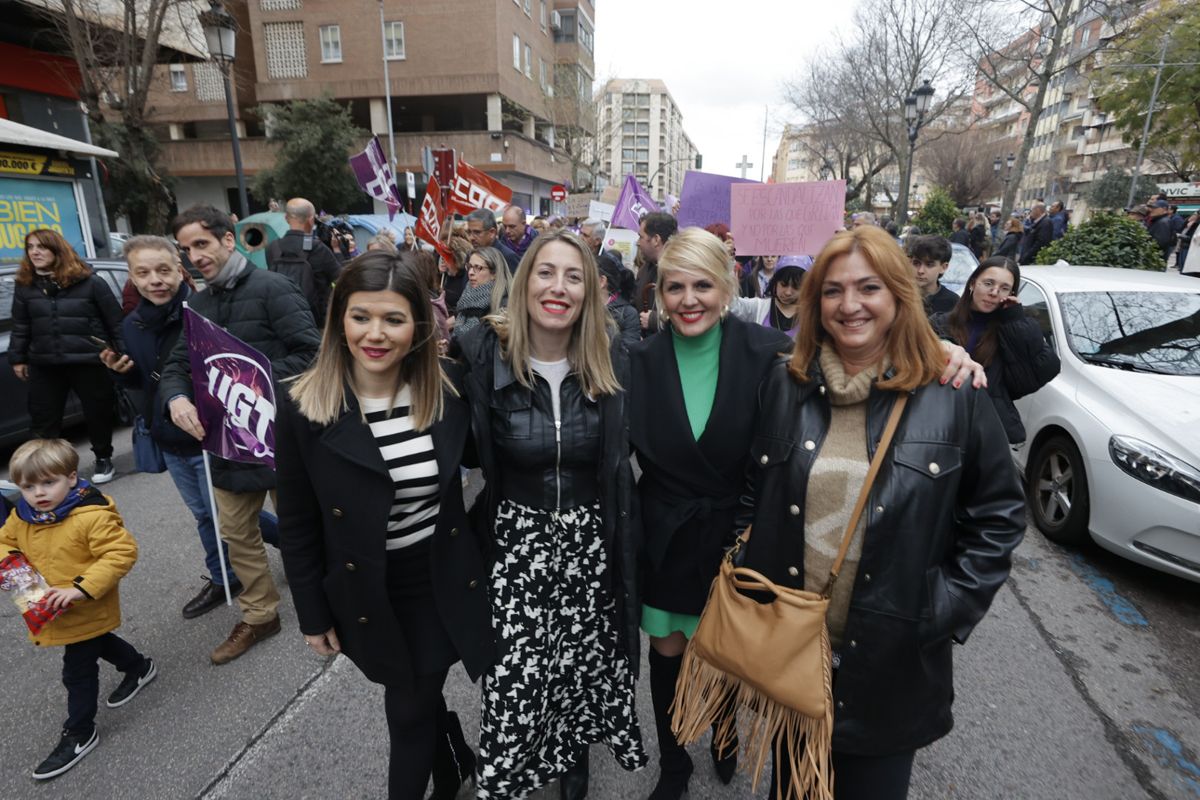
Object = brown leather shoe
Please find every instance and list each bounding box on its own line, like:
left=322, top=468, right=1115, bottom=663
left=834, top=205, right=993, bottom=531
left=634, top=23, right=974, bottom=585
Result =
left=210, top=616, right=281, bottom=665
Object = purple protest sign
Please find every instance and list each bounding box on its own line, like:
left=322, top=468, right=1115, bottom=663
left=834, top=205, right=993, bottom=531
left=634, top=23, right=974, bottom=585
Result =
left=610, top=174, right=660, bottom=231
left=349, top=136, right=403, bottom=220
left=676, top=171, right=758, bottom=229
left=185, top=306, right=276, bottom=469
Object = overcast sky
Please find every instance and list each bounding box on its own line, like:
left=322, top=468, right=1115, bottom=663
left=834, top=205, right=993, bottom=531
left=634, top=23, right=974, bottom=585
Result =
left=592, top=1, right=862, bottom=182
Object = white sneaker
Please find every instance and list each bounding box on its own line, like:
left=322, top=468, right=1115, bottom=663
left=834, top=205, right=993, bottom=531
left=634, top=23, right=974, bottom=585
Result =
left=92, top=458, right=115, bottom=484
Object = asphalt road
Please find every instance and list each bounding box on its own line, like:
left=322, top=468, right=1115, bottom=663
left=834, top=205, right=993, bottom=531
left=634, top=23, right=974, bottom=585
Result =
left=0, top=429, right=1197, bottom=799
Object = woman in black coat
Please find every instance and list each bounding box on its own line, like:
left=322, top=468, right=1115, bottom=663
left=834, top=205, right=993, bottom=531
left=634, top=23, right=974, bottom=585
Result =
left=630, top=228, right=791, bottom=799
left=456, top=230, right=645, bottom=800
left=993, top=217, right=1023, bottom=259
left=931, top=256, right=1060, bottom=444
left=276, top=252, right=495, bottom=800
left=8, top=228, right=124, bottom=483
left=739, top=227, right=1025, bottom=800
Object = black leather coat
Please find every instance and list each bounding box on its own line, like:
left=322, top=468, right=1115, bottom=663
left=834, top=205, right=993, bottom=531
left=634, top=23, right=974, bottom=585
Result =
left=275, top=379, right=496, bottom=688
left=737, top=357, right=1025, bottom=756
left=457, top=324, right=642, bottom=674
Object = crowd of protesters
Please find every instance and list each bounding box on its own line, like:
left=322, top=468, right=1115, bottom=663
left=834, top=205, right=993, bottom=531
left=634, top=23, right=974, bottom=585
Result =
left=7, top=181, right=1083, bottom=800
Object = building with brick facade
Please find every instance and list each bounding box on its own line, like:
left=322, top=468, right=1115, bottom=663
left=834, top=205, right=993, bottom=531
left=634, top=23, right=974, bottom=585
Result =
left=147, top=0, right=596, bottom=216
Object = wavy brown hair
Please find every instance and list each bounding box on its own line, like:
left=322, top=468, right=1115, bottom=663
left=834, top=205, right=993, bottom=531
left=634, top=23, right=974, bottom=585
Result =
left=484, top=230, right=620, bottom=397
left=288, top=250, right=450, bottom=428
left=789, top=225, right=944, bottom=391
left=18, top=229, right=90, bottom=287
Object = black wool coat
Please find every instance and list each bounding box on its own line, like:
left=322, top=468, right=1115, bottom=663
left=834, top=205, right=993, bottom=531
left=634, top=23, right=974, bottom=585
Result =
left=737, top=358, right=1026, bottom=756
left=275, top=379, right=496, bottom=688
left=9, top=271, right=125, bottom=366
left=630, top=316, right=791, bottom=614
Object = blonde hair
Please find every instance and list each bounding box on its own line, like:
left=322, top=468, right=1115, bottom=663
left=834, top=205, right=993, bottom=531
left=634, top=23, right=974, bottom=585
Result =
left=468, top=246, right=511, bottom=313
left=10, top=439, right=79, bottom=484
left=484, top=230, right=620, bottom=397
left=790, top=226, right=944, bottom=391
left=367, top=233, right=398, bottom=253
left=288, top=251, right=449, bottom=428
left=655, top=227, right=739, bottom=322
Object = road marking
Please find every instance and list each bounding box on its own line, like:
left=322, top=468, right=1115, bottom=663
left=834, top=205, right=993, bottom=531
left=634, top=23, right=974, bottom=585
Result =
left=1068, top=554, right=1149, bottom=627
left=1131, top=725, right=1200, bottom=797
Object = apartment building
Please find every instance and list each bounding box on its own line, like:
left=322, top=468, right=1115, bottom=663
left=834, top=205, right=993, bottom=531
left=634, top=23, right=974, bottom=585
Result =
left=148, top=0, right=596, bottom=215
left=770, top=124, right=824, bottom=184
left=972, top=1, right=1173, bottom=216
left=593, top=78, right=699, bottom=203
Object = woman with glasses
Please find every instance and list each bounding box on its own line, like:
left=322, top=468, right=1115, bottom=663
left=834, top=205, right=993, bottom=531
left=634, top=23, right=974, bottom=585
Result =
left=931, top=256, right=1060, bottom=444
left=452, top=247, right=509, bottom=343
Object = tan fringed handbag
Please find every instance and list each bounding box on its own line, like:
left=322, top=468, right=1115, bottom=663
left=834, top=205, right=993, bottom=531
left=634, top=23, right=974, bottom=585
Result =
left=671, top=393, right=909, bottom=800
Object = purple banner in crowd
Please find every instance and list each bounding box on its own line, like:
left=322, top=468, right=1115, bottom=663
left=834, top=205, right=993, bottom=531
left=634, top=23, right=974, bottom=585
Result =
left=349, top=136, right=403, bottom=220
left=610, top=174, right=660, bottom=231
left=185, top=306, right=276, bottom=470
left=676, top=170, right=759, bottom=229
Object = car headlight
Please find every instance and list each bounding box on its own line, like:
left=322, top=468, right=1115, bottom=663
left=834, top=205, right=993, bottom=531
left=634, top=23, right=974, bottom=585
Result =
left=1109, top=436, right=1200, bottom=505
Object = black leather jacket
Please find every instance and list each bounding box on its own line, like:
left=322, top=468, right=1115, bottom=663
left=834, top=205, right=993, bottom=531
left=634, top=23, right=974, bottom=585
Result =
left=457, top=325, right=642, bottom=673
left=737, top=357, right=1025, bottom=756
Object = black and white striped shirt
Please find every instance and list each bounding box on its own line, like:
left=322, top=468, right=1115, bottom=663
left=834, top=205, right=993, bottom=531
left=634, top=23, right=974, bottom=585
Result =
left=360, top=388, right=440, bottom=550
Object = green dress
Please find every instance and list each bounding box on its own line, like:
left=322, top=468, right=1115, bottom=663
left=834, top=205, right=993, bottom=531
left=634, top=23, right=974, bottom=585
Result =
left=640, top=323, right=722, bottom=639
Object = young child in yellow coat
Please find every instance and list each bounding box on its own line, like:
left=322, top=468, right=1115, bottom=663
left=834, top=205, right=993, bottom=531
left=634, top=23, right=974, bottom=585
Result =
left=0, top=439, right=155, bottom=781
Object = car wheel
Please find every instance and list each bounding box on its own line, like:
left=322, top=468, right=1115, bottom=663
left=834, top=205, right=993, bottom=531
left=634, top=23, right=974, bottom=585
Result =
left=1028, top=434, right=1091, bottom=546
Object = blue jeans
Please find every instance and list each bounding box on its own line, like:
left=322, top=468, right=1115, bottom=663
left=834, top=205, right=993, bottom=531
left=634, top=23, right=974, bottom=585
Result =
left=163, top=451, right=278, bottom=587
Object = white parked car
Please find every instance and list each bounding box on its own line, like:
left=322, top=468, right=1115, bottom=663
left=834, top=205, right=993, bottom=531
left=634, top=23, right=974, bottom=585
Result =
left=1011, top=265, right=1200, bottom=583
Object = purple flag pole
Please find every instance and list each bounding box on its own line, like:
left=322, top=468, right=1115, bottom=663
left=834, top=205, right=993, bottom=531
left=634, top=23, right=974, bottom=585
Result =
left=350, top=136, right=404, bottom=220
left=610, top=174, right=661, bottom=231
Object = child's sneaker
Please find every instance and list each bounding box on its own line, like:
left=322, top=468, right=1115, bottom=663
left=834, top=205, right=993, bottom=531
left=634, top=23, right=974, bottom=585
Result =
left=106, top=657, right=157, bottom=708
left=31, top=727, right=98, bottom=780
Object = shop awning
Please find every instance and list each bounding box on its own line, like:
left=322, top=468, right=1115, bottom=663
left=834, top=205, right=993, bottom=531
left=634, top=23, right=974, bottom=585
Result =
left=0, top=118, right=118, bottom=159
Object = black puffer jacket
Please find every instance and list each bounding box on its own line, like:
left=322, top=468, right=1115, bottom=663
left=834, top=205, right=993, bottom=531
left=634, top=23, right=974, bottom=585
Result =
left=456, top=324, right=642, bottom=674
left=931, top=305, right=1060, bottom=443
left=607, top=298, right=640, bottom=348
left=159, top=258, right=320, bottom=492
left=9, top=271, right=124, bottom=366
left=737, top=357, right=1025, bottom=756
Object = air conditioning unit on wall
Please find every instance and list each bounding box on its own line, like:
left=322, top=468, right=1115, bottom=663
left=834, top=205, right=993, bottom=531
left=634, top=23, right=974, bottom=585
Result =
left=551, top=10, right=562, bottom=30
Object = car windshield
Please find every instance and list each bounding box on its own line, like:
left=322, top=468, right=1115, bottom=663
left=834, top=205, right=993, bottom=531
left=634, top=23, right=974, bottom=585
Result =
left=1059, top=291, right=1200, bottom=376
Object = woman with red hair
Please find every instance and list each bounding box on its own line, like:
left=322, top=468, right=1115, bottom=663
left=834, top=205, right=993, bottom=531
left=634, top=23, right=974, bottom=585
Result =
left=8, top=229, right=125, bottom=483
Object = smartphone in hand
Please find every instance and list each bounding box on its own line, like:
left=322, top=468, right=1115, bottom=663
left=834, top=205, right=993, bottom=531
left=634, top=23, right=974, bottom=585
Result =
left=88, top=336, right=122, bottom=357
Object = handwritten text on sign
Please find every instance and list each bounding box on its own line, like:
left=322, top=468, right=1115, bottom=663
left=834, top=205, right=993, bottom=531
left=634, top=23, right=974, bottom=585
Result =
left=730, top=180, right=847, bottom=256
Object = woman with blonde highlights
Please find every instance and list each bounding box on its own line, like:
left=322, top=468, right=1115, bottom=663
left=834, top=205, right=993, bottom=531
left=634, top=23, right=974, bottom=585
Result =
left=631, top=227, right=793, bottom=798
left=277, top=251, right=495, bottom=799
left=9, top=229, right=124, bottom=484
left=737, top=226, right=1025, bottom=799
left=457, top=230, right=645, bottom=798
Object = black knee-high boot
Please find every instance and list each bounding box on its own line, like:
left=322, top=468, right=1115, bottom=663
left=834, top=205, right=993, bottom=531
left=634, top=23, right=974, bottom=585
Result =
left=428, top=698, right=475, bottom=800
left=709, top=692, right=738, bottom=785
left=647, top=649, right=693, bottom=800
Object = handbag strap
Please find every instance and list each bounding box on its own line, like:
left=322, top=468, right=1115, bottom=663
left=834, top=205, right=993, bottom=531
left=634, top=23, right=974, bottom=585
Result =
left=821, top=392, right=908, bottom=597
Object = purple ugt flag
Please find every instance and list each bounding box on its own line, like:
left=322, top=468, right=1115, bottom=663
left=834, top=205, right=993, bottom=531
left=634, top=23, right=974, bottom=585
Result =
left=349, top=136, right=403, bottom=220
left=610, top=174, right=660, bottom=231
left=184, top=306, right=276, bottom=469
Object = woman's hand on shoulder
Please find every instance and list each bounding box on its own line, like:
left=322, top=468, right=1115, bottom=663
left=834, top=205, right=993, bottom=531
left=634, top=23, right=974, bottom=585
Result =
left=939, top=342, right=987, bottom=389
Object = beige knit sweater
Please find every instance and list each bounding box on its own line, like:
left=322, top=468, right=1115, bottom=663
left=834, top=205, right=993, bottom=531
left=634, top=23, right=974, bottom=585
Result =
left=805, top=347, right=889, bottom=649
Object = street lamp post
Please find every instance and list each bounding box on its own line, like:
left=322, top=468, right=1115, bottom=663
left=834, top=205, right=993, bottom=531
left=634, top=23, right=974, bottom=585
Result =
left=993, top=152, right=1015, bottom=203
left=898, top=80, right=934, bottom=227
left=200, top=0, right=249, bottom=219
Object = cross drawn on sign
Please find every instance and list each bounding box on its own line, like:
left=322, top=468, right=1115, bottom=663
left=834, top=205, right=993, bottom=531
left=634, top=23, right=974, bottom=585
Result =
left=736, top=155, right=755, bottom=179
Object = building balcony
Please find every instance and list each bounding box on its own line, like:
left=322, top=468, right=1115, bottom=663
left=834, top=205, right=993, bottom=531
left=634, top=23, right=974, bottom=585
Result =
left=160, top=129, right=572, bottom=184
